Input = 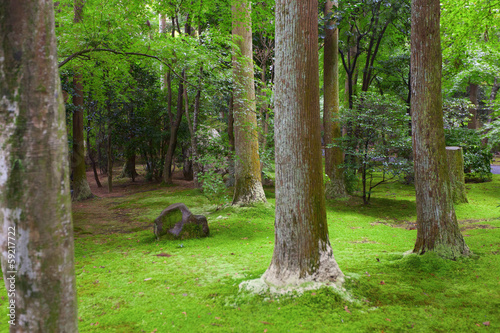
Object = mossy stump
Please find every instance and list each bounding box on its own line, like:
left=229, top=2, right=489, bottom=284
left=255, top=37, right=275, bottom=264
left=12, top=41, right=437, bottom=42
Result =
left=446, top=146, right=468, bottom=204
left=153, top=203, right=209, bottom=240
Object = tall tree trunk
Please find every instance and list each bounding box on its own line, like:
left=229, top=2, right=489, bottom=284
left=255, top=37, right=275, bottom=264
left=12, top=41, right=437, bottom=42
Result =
left=183, top=73, right=201, bottom=188
left=231, top=0, right=266, bottom=205
left=411, top=0, right=469, bottom=259
left=87, top=114, right=102, bottom=188
left=262, top=0, right=344, bottom=286
left=468, top=83, right=479, bottom=129
left=163, top=75, right=184, bottom=184
left=71, top=0, right=93, bottom=201
left=107, top=105, right=113, bottom=193
left=0, top=1, right=78, bottom=331
left=324, top=0, right=348, bottom=199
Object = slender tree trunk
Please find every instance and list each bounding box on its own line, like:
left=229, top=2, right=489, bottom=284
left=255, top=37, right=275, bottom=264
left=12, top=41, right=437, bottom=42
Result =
left=324, top=0, right=348, bottom=199
left=183, top=74, right=201, bottom=188
left=87, top=116, right=102, bottom=188
left=107, top=105, right=113, bottom=193
left=231, top=0, right=266, bottom=205
left=71, top=0, right=93, bottom=201
left=263, top=0, right=344, bottom=287
left=468, top=83, right=479, bottom=129
left=0, top=1, right=78, bottom=331
left=163, top=75, right=184, bottom=184
left=411, top=0, right=469, bottom=259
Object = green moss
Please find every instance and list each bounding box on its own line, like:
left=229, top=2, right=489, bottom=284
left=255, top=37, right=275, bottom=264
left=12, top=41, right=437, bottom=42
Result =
left=1, top=174, right=498, bottom=332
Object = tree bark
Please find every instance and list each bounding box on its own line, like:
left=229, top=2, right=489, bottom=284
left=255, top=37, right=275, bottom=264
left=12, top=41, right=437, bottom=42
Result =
left=0, top=1, right=78, bottom=331
left=71, top=0, right=93, bottom=201
left=324, top=0, right=348, bottom=199
left=446, top=147, right=468, bottom=204
left=231, top=0, right=266, bottom=205
left=411, top=0, right=469, bottom=259
left=262, top=0, right=344, bottom=287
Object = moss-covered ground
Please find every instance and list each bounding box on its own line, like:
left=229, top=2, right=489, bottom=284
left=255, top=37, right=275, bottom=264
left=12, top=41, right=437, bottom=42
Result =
left=1, top=175, right=499, bottom=332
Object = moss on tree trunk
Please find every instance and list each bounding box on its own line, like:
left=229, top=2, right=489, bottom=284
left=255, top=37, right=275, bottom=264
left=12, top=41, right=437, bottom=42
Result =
left=410, top=0, right=469, bottom=259
left=231, top=0, right=266, bottom=206
left=262, top=0, right=343, bottom=287
left=0, top=1, right=78, bottom=330
left=323, top=0, right=348, bottom=200
left=446, top=147, right=468, bottom=204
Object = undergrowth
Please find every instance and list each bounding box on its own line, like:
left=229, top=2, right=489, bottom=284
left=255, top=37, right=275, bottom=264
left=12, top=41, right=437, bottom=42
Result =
left=0, top=176, right=499, bottom=332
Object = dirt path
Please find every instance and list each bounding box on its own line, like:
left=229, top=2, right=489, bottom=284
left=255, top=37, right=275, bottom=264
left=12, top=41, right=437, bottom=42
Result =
left=72, top=166, right=194, bottom=236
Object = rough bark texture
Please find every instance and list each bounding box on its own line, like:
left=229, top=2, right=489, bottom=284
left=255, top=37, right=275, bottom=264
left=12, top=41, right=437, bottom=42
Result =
left=262, top=0, right=343, bottom=287
left=323, top=0, right=348, bottom=199
left=71, top=0, right=93, bottom=201
left=0, top=1, right=78, bottom=331
left=411, top=0, right=469, bottom=259
left=231, top=0, right=266, bottom=205
left=468, top=83, right=479, bottom=129
left=446, top=147, right=468, bottom=204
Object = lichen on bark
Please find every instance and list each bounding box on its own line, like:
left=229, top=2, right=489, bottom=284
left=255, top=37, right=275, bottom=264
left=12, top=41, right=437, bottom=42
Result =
left=0, top=1, right=78, bottom=331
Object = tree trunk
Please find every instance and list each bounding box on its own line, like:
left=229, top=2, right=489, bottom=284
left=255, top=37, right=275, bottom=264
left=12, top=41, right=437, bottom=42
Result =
left=107, top=109, right=113, bottom=193
left=262, top=0, right=344, bottom=287
left=183, top=73, right=201, bottom=188
left=0, top=1, right=78, bottom=331
left=324, top=0, right=348, bottom=199
left=87, top=116, right=102, bottom=188
left=231, top=0, right=267, bottom=205
left=411, top=0, right=469, bottom=259
left=163, top=75, right=184, bottom=184
left=71, top=0, right=93, bottom=201
left=446, top=147, right=468, bottom=204
left=468, top=83, right=479, bottom=129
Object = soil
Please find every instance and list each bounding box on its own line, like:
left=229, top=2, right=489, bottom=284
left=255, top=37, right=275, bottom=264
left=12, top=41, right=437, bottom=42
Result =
left=86, top=166, right=194, bottom=198
left=72, top=166, right=195, bottom=236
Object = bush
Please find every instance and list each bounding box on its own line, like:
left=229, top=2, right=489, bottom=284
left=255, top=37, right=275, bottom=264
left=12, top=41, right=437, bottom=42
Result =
left=333, top=92, right=412, bottom=204
left=444, top=127, right=492, bottom=182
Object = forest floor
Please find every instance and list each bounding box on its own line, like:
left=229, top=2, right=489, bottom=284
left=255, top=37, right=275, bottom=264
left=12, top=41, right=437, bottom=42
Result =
left=0, top=168, right=499, bottom=332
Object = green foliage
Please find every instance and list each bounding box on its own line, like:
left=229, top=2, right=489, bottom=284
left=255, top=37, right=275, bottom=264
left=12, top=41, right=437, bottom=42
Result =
left=196, top=123, right=231, bottom=209
left=443, top=98, right=474, bottom=128
left=333, top=92, right=412, bottom=203
left=483, top=118, right=500, bottom=150
left=445, top=127, right=493, bottom=182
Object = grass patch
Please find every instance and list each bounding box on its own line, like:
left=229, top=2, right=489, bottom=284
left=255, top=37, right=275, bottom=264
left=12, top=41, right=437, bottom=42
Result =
left=0, top=176, right=499, bottom=332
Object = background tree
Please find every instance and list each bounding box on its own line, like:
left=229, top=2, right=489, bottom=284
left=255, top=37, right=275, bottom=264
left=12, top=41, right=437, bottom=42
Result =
left=263, top=0, right=343, bottom=286
left=231, top=0, right=267, bottom=205
left=323, top=0, right=348, bottom=199
left=71, top=0, right=93, bottom=200
left=0, top=0, right=77, bottom=330
left=411, top=0, right=469, bottom=258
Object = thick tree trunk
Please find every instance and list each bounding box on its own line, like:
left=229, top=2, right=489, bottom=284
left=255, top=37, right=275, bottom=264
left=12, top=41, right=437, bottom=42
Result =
left=324, top=0, right=348, bottom=199
left=71, top=0, right=93, bottom=201
left=231, top=0, right=266, bottom=205
left=0, top=1, right=78, bottom=331
left=262, top=0, right=344, bottom=287
left=411, top=0, right=469, bottom=259
left=468, top=83, right=479, bottom=129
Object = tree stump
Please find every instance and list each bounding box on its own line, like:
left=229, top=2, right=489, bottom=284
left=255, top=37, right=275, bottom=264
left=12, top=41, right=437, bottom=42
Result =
left=446, top=146, right=468, bottom=204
